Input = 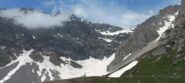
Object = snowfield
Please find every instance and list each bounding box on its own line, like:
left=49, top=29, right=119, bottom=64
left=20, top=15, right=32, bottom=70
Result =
left=0, top=49, right=34, bottom=83
left=98, top=37, right=113, bottom=42
left=123, top=53, right=132, bottom=61
left=59, top=53, right=115, bottom=79
left=156, top=11, right=178, bottom=41
left=108, top=61, right=138, bottom=77
left=0, top=50, right=115, bottom=82
left=96, top=29, right=133, bottom=36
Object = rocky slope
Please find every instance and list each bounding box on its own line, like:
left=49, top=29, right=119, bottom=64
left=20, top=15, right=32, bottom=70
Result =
left=107, top=5, right=180, bottom=72
left=0, top=9, right=132, bottom=83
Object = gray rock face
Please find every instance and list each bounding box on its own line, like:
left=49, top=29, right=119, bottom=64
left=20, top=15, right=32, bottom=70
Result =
left=150, top=46, right=167, bottom=56
left=169, top=0, right=185, bottom=53
left=0, top=10, right=132, bottom=83
left=107, top=5, right=179, bottom=72
left=4, top=63, right=41, bottom=83
left=146, top=3, right=185, bottom=64
left=176, top=0, right=185, bottom=26
left=0, top=62, right=19, bottom=80
left=164, top=25, right=185, bottom=54
left=0, top=13, right=131, bottom=67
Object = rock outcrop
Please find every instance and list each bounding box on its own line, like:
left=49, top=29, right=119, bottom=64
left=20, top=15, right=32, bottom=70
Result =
left=107, top=5, right=180, bottom=72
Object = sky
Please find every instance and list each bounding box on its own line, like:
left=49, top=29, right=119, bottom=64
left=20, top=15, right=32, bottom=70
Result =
left=0, top=0, right=181, bottom=28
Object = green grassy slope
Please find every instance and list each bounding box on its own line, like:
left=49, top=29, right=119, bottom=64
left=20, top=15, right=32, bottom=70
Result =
left=47, top=49, right=185, bottom=83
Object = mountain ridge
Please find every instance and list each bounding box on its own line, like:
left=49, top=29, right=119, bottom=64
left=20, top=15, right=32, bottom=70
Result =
left=107, top=4, right=180, bottom=72
left=1, top=0, right=185, bottom=83
left=0, top=9, right=132, bottom=83
left=47, top=1, right=185, bottom=82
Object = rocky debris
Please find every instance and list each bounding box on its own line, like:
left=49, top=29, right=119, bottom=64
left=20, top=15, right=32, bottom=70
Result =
left=151, top=46, right=167, bottom=56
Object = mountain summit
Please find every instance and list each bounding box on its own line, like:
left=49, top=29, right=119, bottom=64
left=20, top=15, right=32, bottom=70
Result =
left=0, top=10, right=132, bottom=83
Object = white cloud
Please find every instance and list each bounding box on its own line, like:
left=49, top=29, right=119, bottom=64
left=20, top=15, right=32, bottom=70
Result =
left=120, top=10, right=154, bottom=27
left=42, top=0, right=61, bottom=16
left=70, top=0, right=154, bottom=28
left=73, top=6, right=88, bottom=18
left=0, top=0, right=156, bottom=29
left=0, top=9, right=71, bottom=28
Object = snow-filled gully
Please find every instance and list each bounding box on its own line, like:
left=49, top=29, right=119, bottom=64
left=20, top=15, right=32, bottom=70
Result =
left=0, top=50, right=116, bottom=82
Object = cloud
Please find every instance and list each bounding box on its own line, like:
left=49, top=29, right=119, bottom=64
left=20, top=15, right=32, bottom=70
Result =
left=73, top=6, right=88, bottom=18
left=0, top=0, right=166, bottom=29
left=120, top=10, right=154, bottom=27
left=0, top=9, right=71, bottom=28
left=42, top=0, right=61, bottom=15
left=69, top=0, right=154, bottom=28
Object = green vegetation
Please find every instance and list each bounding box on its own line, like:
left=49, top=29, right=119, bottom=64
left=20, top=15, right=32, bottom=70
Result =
left=123, top=51, right=185, bottom=77
left=119, top=50, right=185, bottom=83
left=47, top=50, right=185, bottom=83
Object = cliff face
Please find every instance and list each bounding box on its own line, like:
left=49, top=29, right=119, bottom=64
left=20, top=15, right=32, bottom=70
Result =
left=176, top=0, right=185, bottom=26
left=0, top=13, right=131, bottom=66
left=107, top=5, right=180, bottom=72
left=0, top=11, right=132, bottom=83
left=169, top=0, right=185, bottom=53
left=147, top=0, right=185, bottom=60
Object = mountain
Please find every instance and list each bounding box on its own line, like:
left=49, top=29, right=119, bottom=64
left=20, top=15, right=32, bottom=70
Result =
left=1, top=0, right=185, bottom=83
left=107, top=4, right=180, bottom=72
left=0, top=9, right=132, bottom=83
left=107, top=0, right=185, bottom=82
left=47, top=0, right=185, bottom=83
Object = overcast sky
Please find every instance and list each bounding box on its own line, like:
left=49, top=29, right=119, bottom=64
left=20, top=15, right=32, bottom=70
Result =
left=0, top=0, right=181, bottom=28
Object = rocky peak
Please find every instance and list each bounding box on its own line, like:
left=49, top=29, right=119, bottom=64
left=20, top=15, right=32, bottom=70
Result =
left=179, top=0, right=185, bottom=15
left=0, top=8, right=131, bottom=65
left=176, top=0, right=185, bottom=26
left=107, top=5, right=180, bottom=72
left=0, top=8, right=132, bottom=82
left=69, top=14, right=85, bottom=22
left=159, top=5, right=180, bottom=16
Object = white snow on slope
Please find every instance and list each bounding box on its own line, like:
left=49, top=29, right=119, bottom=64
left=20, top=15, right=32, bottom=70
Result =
left=99, top=37, right=113, bottom=42
left=56, top=33, right=63, bottom=38
left=109, top=61, right=138, bottom=78
left=0, top=50, right=115, bottom=82
left=36, top=53, right=115, bottom=80
left=96, top=29, right=133, bottom=36
left=0, top=49, right=34, bottom=83
left=36, top=55, right=59, bottom=81
left=35, top=53, right=115, bottom=80
left=58, top=53, right=115, bottom=79
left=32, top=35, right=36, bottom=39
left=0, top=46, right=6, bottom=50
left=156, top=12, right=178, bottom=41
left=123, top=53, right=131, bottom=61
